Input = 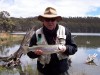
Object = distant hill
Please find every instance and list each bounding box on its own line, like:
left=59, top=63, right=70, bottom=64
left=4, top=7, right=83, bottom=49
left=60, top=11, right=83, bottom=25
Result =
left=0, top=17, right=100, bottom=33
left=60, top=17, right=100, bottom=33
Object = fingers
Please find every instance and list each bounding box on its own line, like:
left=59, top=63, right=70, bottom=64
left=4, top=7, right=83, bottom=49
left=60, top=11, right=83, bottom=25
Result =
left=34, top=50, right=43, bottom=55
left=58, top=45, right=66, bottom=52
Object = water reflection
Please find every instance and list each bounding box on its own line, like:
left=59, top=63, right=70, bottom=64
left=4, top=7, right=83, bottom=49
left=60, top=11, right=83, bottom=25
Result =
left=74, top=36, right=100, bottom=48
left=71, top=47, right=100, bottom=65
left=0, top=45, right=20, bottom=57
left=69, top=36, right=100, bottom=75
left=70, top=47, right=100, bottom=75
left=0, top=35, right=100, bottom=75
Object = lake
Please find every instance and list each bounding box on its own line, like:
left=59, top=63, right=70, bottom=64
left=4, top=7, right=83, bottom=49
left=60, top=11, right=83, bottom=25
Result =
left=0, top=33, right=100, bottom=75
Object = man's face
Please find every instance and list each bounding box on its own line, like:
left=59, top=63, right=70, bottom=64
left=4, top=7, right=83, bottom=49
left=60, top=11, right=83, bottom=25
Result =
left=43, top=18, right=57, bottom=30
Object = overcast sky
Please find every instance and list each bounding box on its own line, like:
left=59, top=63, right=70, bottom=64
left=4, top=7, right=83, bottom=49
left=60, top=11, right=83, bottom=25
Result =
left=0, top=0, right=100, bottom=18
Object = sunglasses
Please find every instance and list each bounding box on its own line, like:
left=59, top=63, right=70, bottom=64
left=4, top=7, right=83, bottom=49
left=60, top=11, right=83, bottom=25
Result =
left=44, top=18, right=56, bottom=22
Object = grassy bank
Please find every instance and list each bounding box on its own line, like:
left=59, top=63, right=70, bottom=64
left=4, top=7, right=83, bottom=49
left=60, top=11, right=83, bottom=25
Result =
left=0, top=32, right=23, bottom=45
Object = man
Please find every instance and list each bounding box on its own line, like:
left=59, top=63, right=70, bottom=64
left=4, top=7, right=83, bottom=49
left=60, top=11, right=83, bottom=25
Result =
left=27, top=7, right=77, bottom=75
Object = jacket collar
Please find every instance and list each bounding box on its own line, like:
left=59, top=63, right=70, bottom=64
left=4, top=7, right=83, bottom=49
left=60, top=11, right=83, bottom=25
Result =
left=43, top=24, right=58, bottom=36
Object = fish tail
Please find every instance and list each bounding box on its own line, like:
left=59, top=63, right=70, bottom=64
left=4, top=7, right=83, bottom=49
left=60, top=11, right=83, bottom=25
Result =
left=22, top=46, right=29, bottom=54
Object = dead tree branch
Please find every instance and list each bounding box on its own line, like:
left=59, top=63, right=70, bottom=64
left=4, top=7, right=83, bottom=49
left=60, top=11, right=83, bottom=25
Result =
left=0, top=27, right=34, bottom=68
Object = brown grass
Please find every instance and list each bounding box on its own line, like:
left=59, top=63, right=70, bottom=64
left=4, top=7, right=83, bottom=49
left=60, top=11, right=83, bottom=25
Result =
left=0, top=32, right=23, bottom=45
left=0, top=32, right=10, bottom=38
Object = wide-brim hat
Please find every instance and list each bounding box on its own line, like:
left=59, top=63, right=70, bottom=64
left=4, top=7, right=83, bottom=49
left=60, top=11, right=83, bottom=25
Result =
left=38, top=7, right=62, bottom=21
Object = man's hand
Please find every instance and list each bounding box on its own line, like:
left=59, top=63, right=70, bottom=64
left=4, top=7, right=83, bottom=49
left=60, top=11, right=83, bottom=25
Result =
left=58, top=45, right=66, bottom=52
left=34, top=49, right=43, bottom=55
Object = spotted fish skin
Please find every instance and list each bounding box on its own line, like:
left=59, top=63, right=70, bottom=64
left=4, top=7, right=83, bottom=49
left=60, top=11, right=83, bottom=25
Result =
left=23, top=45, right=61, bottom=54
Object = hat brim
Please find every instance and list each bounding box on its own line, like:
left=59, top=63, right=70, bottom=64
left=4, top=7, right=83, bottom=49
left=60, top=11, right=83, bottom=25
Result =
left=38, top=15, right=62, bottom=22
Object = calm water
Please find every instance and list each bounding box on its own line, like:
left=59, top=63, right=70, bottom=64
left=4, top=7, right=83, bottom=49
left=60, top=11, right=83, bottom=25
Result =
left=0, top=34, right=100, bottom=75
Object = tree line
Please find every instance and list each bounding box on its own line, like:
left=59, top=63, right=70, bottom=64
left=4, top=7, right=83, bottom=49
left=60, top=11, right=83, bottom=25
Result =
left=0, top=11, right=100, bottom=33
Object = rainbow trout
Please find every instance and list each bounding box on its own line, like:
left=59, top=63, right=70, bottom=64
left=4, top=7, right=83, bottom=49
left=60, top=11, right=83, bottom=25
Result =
left=23, top=45, right=63, bottom=54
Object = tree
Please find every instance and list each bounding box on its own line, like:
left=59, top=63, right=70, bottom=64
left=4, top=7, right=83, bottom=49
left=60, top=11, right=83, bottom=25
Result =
left=0, top=11, right=10, bottom=18
left=0, top=11, right=15, bottom=32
